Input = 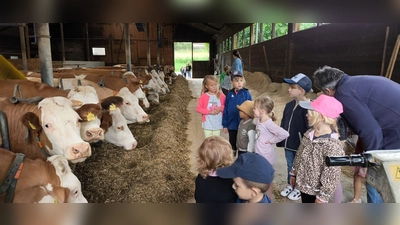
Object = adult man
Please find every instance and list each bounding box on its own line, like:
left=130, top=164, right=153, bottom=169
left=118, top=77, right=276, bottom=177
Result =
left=313, top=65, right=400, bottom=203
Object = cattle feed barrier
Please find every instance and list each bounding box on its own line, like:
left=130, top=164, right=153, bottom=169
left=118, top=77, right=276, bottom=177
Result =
left=0, top=110, right=10, bottom=150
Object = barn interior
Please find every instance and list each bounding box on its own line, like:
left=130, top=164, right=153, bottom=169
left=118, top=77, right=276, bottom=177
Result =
left=0, top=23, right=400, bottom=204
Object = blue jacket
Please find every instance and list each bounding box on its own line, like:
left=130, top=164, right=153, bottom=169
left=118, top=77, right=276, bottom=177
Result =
left=276, top=100, right=309, bottom=151
left=232, top=58, right=243, bottom=74
left=222, top=88, right=252, bottom=130
left=335, top=74, right=400, bottom=151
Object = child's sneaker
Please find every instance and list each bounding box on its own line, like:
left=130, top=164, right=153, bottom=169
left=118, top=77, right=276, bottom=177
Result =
left=287, top=188, right=301, bottom=201
left=347, top=198, right=362, bottom=203
left=280, top=185, right=293, bottom=197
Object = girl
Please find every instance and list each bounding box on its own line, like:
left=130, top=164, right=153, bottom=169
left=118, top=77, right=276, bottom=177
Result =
left=289, top=94, right=345, bottom=203
left=232, top=50, right=243, bottom=74
left=196, top=75, right=226, bottom=138
left=222, top=71, right=252, bottom=156
left=253, top=96, right=290, bottom=199
left=194, top=136, right=238, bottom=203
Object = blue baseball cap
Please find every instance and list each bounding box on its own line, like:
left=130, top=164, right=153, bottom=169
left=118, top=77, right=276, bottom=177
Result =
left=283, top=73, right=312, bottom=92
left=231, top=70, right=244, bottom=81
left=217, top=153, right=274, bottom=184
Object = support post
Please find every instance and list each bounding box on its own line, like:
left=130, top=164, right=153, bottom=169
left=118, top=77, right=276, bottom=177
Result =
left=271, top=23, right=276, bottom=39
left=85, top=23, right=90, bottom=61
left=24, top=25, right=30, bottom=59
left=285, top=23, right=293, bottom=77
left=36, top=23, right=54, bottom=86
left=124, top=23, right=132, bottom=71
left=19, top=24, right=28, bottom=71
left=145, top=23, right=151, bottom=67
left=60, top=23, right=65, bottom=61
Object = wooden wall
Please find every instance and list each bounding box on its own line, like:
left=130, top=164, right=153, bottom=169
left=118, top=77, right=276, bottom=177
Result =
left=218, top=23, right=400, bottom=84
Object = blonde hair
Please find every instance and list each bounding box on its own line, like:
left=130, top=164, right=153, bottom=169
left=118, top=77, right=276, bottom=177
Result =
left=254, top=96, right=276, bottom=121
left=224, top=65, right=231, bottom=73
left=196, top=136, right=234, bottom=178
left=201, top=75, right=220, bottom=98
left=307, top=110, right=339, bottom=133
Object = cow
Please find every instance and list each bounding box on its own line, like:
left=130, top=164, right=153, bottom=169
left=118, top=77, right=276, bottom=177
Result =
left=150, top=69, right=170, bottom=93
left=26, top=77, right=150, bottom=124
left=0, top=80, right=105, bottom=143
left=0, top=148, right=87, bottom=203
left=100, top=96, right=138, bottom=150
left=0, top=96, right=92, bottom=163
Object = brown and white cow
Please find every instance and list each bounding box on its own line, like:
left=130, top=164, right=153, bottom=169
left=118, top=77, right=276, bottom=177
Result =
left=0, top=96, right=92, bottom=163
left=0, top=148, right=87, bottom=203
left=0, top=80, right=105, bottom=143
left=100, top=96, right=138, bottom=150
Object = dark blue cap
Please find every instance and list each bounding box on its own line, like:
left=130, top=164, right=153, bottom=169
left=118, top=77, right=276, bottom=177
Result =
left=217, top=152, right=274, bottom=184
left=231, top=70, right=244, bottom=81
left=283, top=73, right=312, bottom=92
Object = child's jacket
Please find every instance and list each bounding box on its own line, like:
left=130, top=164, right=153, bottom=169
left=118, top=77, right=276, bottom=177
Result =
left=196, top=92, right=226, bottom=122
left=222, top=88, right=252, bottom=130
left=290, top=129, right=344, bottom=202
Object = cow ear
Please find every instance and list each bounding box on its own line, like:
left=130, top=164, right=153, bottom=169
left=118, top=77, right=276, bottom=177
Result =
left=100, top=111, right=112, bottom=132
left=52, top=186, right=70, bottom=203
left=75, top=104, right=102, bottom=122
left=71, top=99, right=83, bottom=107
left=20, top=112, right=42, bottom=133
left=49, top=155, right=70, bottom=175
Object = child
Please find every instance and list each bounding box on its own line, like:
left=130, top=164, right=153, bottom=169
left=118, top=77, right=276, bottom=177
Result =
left=220, top=65, right=232, bottom=96
left=290, top=95, right=345, bottom=203
left=196, top=75, right=226, bottom=138
left=194, top=136, right=238, bottom=203
left=236, top=100, right=256, bottom=156
left=348, top=138, right=366, bottom=203
left=217, top=152, right=275, bottom=203
left=222, top=71, right=252, bottom=156
left=253, top=96, right=290, bottom=199
left=276, top=73, right=312, bottom=201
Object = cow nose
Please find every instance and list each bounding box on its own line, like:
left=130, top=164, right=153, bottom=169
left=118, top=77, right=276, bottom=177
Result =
left=132, top=142, right=137, bottom=149
left=69, top=142, right=92, bottom=159
left=86, top=129, right=104, bottom=141
left=142, top=114, right=150, bottom=122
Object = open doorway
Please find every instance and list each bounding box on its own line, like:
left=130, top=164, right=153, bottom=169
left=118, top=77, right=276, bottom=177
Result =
left=174, top=42, right=210, bottom=78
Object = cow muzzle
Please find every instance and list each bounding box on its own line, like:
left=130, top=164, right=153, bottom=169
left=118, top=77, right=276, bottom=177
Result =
left=67, top=142, right=92, bottom=161
left=85, top=128, right=104, bottom=142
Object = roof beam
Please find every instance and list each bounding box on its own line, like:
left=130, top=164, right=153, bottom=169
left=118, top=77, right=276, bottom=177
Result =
left=201, top=23, right=220, bottom=32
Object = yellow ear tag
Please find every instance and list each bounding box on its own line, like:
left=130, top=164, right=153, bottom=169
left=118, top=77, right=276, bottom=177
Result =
left=109, top=104, right=117, bottom=111
left=87, top=112, right=95, bottom=122
left=139, top=80, right=143, bottom=84
left=28, top=121, right=36, bottom=130
left=54, top=197, right=59, bottom=203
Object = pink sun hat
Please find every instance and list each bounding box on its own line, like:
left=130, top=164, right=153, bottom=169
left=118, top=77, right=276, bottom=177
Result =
left=299, top=95, right=343, bottom=118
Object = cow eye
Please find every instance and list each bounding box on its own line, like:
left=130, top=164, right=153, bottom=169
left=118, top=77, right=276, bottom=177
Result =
left=72, top=190, right=79, bottom=196
left=126, top=102, right=131, bottom=106
left=44, top=124, right=50, bottom=128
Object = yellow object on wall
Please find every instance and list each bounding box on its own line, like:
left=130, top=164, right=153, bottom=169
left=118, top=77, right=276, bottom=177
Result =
left=0, top=54, right=27, bottom=80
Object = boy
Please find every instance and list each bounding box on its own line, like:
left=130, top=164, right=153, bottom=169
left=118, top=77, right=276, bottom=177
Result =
left=222, top=71, right=252, bottom=157
left=236, top=100, right=256, bottom=156
left=217, top=152, right=275, bottom=203
left=277, top=73, right=312, bottom=201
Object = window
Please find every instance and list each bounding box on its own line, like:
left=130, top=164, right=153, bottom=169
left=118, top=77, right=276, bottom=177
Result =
left=243, top=26, right=250, bottom=47
left=275, top=23, right=288, bottom=37
left=193, top=43, right=209, bottom=61
left=92, top=47, right=106, bottom=56
left=298, top=23, right=317, bottom=31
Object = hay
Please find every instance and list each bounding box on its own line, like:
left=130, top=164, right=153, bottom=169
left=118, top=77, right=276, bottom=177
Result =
left=74, top=76, right=195, bottom=203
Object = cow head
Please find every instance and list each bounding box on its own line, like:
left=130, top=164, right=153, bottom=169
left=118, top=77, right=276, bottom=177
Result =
left=115, top=87, right=149, bottom=124
left=100, top=97, right=138, bottom=150
left=75, top=103, right=104, bottom=142
left=68, top=86, right=99, bottom=109
left=134, top=87, right=150, bottom=109
left=34, top=97, right=91, bottom=163
left=48, top=155, right=88, bottom=203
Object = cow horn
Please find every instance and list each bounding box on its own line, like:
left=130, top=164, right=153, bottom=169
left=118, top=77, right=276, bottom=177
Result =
left=71, top=99, right=83, bottom=107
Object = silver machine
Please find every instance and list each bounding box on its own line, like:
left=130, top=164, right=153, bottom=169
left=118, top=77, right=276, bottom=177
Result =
left=326, top=150, right=400, bottom=203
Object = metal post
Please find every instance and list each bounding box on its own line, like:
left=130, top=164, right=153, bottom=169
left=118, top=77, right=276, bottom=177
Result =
left=60, top=23, right=65, bottom=61
left=24, top=25, right=30, bottom=59
left=36, top=23, right=54, bottom=86
left=124, top=23, right=132, bottom=71
left=146, top=23, right=151, bottom=67
left=157, top=23, right=160, bottom=66
left=85, top=23, right=90, bottom=61
left=110, top=38, right=114, bottom=65
left=19, top=24, right=28, bottom=71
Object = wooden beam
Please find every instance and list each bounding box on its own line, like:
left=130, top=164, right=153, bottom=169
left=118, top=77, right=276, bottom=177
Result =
left=380, top=26, right=390, bottom=76
left=201, top=23, right=220, bottom=32
left=285, top=23, right=294, bottom=77
left=271, top=23, right=276, bottom=39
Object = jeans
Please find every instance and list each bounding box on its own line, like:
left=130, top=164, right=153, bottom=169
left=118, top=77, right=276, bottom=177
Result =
left=187, top=71, right=192, bottom=78
left=366, top=183, right=383, bottom=203
left=285, top=149, right=296, bottom=184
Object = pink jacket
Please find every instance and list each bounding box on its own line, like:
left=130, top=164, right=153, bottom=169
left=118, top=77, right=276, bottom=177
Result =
left=196, top=92, right=226, bottom=122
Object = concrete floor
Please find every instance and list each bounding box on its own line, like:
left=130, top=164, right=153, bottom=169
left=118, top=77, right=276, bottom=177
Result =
left=185, top=77, right=366, bottom=203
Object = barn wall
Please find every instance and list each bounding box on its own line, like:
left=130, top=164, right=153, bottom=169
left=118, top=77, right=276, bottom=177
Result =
left=218, top=23, right=400, bottom=84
